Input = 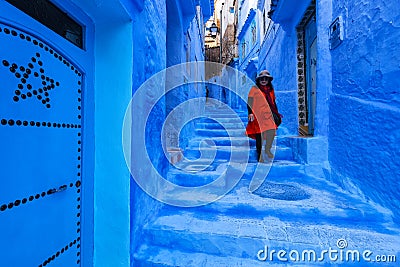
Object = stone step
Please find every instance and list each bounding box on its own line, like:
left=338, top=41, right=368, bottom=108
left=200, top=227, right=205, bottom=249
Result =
left=197, top=114, right=288, bottom=128
left=203, top=112, right=248, bottom=117
left=167, top=159, right=229, bottom=187
left=134, top=244, right=307, bottom=267
left=141, top=210, right=399, bottom=265
left=194, top=123, right=290, bottom=143
left=162, top=161, right=397, bottom=226
left=167, top=166, right=223, bottom=187
left=196, top=177, right=394, bottom=224
left=137, top=106, right=400, bottom=266
left=204, top=108, right=246, bottom=113
left=183, top=146, right=254, bottom=162
left=189, top=136, right=254, bottom=147
left=244, top=161, right=305, bottom=177
left=189, top=135, right=292, bottom=148
left=196, top=122, right=246, bottom=130
left=184, top=146, right=293, bottom=161
left=195, top=128, right=247, bottom=137
left=197, top=117, right=248, bottom=124
left=167, top=161, right=304, bottom=187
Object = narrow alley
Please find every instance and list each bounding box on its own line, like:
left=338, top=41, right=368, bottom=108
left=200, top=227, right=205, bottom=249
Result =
left=134, top=103, right=400, bottom=266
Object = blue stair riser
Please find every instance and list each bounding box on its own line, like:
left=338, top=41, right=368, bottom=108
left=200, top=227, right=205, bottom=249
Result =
left=184, top=147, right=293, bottom=161
left=197, top=200, right=386, bottom=227
left=203, top=113, right=248, bottom=118
left=195, top=130, right=294, bottom=141
left=141, top=228, right=334, bottom=261
left=142, top=228, right=266, bottom=259
left=195, top=129, right=247, bottom=137
left=166, top=163, right=304, bottom=187
left=259, top=163, right=304, bottom=177
left=196, top=122, right=246, bottom=130
left=166, top=172, right=220, bottom=187
left=238, top=163, right=305, bottom=178
left=190, top=138, right=255, bottom=147
left=184, top=148, right=255, bottom=160
left=133, top=245, right=301, bottom=267
left=276, top=135, right=291, bottom=147
left=190, top=136, right=292, bottom=147
left=197, top=117, right=248, bottom=124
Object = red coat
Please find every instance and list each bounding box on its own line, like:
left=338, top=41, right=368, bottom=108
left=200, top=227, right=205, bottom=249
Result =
left=245, top=86, right=276, bottom=139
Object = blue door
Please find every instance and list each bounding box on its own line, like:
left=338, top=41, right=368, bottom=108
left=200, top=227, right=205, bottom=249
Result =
left=305, top=14, right=317, bottom=135
left=0, top=3, right=84, bottom=266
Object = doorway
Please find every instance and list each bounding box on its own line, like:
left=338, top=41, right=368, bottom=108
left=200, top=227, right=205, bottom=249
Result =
left=0, top=1, right=89, bottom=266
left=296, top=5, right=317, bottom=136
left=304, top=13, right=317, bottom=135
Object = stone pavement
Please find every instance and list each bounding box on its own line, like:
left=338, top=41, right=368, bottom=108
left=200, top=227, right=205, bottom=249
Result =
left=134, top=105, right=400, bottom=266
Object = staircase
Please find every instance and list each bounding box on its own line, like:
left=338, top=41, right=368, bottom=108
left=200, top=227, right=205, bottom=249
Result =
left=134, top=105, right=400, bottom=266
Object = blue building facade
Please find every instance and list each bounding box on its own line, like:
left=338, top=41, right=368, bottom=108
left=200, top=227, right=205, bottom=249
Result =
left=0, top=0, right=212, bottom=266
left=236, top=0, right=259, bottom=81
left=128, top=1, right=212, bottom=265
left=327, top=0, right=400, bottom=224
left=257, top=0, right=400, bottom=223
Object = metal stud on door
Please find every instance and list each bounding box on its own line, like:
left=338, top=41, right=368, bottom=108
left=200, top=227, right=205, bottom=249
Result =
left=0, top=23, right=83, bottom=266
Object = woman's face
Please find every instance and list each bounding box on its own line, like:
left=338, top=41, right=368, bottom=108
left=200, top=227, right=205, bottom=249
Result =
left=259, top=76, right=270, bottom=86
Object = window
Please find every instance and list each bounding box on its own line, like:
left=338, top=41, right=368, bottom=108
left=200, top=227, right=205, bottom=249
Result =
left=263, top=10, right=267, bottom=35
left=5, top=0, right=83, bottom=48
left=242, top=74, right=246, bottom=85
left=230, top=7, right=234, bottom=13
left=185, top=31, right=191, bottom=74
left=252, top=26, right=257, bottom=45
left=241, top=41, right=246, bottom=59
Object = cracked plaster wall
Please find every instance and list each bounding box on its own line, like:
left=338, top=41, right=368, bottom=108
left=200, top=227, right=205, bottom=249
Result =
left=329, top=0, right=400, bottom=223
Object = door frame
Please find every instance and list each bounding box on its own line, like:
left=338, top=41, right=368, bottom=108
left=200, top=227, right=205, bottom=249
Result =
left=295, top=2, right=317, bottom=136
left=305, top=13, right=317, bottom=135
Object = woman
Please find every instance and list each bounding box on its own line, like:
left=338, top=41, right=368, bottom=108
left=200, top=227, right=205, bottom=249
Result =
left=246, top=70, right=282, bottom=162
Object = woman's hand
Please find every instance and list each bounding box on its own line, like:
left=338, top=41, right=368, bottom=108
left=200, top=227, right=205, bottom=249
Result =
left=248, top=114, right=254, bottom=122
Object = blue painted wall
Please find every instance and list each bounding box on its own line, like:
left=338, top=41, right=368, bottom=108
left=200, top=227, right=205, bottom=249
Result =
left=91, top=19, right=132, bottom=267
left=263, top=0, right=400, bottom=223
left=235, top=2, right=260, bottom=116
left=128, top=0, right=167, bottom=258
left=125, top=0, right=210, bottom=263
left=237, top=8, right=258, bottom=80
left=329, top=0, right=400, bottom=222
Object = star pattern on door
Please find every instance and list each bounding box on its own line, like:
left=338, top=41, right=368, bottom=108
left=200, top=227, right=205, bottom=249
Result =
left=2, top=52, right=61, bottom=109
